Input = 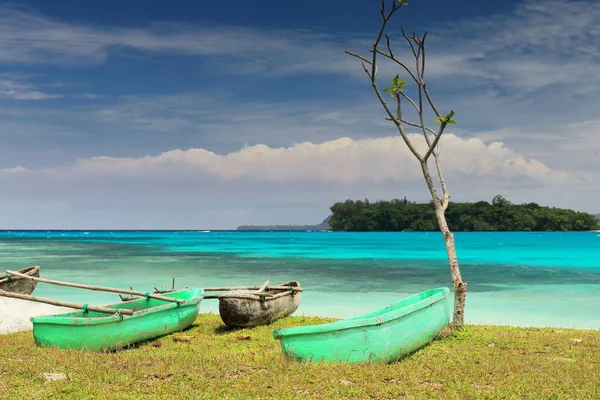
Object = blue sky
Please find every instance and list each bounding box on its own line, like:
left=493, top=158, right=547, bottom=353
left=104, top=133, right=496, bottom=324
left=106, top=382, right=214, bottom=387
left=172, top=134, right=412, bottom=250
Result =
left=0, top=0, right=598, bottom=229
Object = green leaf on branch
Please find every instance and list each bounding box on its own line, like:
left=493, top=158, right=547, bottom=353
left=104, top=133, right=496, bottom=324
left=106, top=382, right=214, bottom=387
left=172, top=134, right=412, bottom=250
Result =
left=434, top=110, right=456, bottom=125
left=383, top=74, right=407, bottom=98
left=398, top=0, right=409, bottom=5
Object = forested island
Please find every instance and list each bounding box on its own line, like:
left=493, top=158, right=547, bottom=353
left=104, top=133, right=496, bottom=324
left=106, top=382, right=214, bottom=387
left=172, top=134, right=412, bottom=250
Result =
left=329, top=195, right=600, bottom=232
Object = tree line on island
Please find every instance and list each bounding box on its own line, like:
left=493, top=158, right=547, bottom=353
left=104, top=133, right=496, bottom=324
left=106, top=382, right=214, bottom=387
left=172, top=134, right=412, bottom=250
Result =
left=328, top=195, right=600, bottom=232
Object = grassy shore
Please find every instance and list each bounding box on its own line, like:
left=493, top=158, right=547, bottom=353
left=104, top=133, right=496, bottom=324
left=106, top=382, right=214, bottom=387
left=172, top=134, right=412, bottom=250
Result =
left=1, top=313, right=599, bottom=399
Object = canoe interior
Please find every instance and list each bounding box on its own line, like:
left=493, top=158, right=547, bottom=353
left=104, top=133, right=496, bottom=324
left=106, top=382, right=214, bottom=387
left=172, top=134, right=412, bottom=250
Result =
left=346, top=287, right=448, bottom=321
left=218, top=280, right=301, bottom=299
left=119, top=288, right=175, bottom=302
left=276, top=287, right=448, bottom=336
left=32, top=287, right=204, bottom=325
left=0, top=266, right=40, bottom=295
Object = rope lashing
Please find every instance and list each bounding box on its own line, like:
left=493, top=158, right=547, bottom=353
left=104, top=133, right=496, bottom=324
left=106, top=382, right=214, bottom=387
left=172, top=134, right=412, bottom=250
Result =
left=144, top=292, right=151, bottom=301
left=82, top=304, right=89, bottom=313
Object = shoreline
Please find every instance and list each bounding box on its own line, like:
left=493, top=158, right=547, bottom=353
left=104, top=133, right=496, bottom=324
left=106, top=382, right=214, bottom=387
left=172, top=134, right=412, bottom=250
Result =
left=3, top=304, right=598, bottom=335
left=4, top=282, right=600, bottom=333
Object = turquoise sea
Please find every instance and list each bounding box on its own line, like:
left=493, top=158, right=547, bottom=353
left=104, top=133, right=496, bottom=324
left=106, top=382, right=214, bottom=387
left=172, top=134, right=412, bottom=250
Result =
left=1, top=231, right=599, bottom=329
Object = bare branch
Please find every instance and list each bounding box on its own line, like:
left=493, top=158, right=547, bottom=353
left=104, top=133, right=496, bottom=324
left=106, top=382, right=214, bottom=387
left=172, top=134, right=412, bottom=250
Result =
left=382, top=98, right=423, bottom=162
left=359, top=63, right=397, bottom=122
left=423, top=84, right=441, bottom=118
left=398, top=119, right=436, bottom=134
left=399, top=92, right=419, bottom=115
left=358, top=1, right=423, bottom=162
left=374, top=50, right=418, bottom=84
left=420, top=161, right=442, bottom=209
left=346, top=0, right=429, bottom=162
left=415, top=37, right=422, bottom=85
left=345, top=50, right=372, bottom=66
left=420, top=32, right=428, bottom=81
left=441, top=182, right=450, bottom=210
left=360, top=62, right=370, bottom=76
left=416, top=32, right=441, bottom=118
left=402, top=36, right=434, bottom=148
left=396, top=94, right=402, bottom=120
left=385, top=33, right=395, bottom=60
left=406, top=31, right=448, bottom=206
left=401, top=27, right=418, bottom=59
left=424, top=127, right=444, bottom=161
left=368, top=0, right=405, bottom=80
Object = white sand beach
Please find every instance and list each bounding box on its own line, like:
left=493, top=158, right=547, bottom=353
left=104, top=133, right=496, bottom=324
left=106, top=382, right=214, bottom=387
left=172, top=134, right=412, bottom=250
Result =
left=0, top=299, right=69, bottom=334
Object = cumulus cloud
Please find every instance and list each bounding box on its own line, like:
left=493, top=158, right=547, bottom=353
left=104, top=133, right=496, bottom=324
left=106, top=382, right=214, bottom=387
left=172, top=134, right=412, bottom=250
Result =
left=4, top=135, right=566, bottom=184
left=0, top=134, right=594, bottom=229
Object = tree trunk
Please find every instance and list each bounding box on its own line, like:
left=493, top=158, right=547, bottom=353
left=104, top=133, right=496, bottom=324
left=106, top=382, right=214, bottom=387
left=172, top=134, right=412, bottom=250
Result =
left=419, top=161, right=467, bottom=329
left=434, top=208, right=467, bottom=328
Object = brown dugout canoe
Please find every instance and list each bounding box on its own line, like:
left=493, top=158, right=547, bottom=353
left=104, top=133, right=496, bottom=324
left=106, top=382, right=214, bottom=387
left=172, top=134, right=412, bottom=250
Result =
left=0, top=266, right=40, bottom=295
left=216, top=281, right=302, bottom=328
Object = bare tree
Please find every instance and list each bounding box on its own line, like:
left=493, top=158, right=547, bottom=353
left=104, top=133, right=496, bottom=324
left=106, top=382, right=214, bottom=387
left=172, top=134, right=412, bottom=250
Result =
left=346, top=0, right=467, bottom=328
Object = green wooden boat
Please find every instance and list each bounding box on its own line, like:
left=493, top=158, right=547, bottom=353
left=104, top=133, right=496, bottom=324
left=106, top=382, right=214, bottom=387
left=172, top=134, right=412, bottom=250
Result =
left=272, top=287, right=451, bottom=364
left=30, top=287, right=204, bottom=351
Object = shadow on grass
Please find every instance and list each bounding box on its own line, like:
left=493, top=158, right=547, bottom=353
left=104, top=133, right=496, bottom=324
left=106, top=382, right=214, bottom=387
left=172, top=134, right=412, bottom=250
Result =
left=115, top=324, right=199, bottom=352
left=213, top=325, right=244, bottom=334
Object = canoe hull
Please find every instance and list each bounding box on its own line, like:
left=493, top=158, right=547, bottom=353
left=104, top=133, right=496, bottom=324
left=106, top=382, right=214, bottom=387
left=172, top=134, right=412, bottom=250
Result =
left=0, top=266, right=40, bottom=295
left=273, top=287, right=451, bottom=364
left=30, top=288, right=203, bottom=351
left=219, top=281, right=301, bottom=328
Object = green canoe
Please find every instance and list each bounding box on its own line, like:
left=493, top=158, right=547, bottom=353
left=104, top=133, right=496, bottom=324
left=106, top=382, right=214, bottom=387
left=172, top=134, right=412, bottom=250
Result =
left=30, top=288, right=204, bottom=351
left=272, top=287, right=451, bottom=364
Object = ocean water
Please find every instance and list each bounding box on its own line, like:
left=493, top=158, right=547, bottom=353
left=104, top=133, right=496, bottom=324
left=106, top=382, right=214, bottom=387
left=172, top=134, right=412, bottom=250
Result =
left=0, top=231, right=599, bottom=332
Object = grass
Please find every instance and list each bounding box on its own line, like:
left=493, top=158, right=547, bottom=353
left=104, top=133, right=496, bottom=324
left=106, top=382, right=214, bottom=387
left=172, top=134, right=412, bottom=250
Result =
left=1, top=313, right=599, bottom=399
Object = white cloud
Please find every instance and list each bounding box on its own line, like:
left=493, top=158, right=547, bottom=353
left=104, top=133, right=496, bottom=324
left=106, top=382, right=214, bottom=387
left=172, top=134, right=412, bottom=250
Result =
left=0, top=5, right=354, bottom=76
left=73, top=93, right=102, bottom=99
left=425, top=0, right=600, bottom=91
left=0, top=0, right=597, bottom=90
left=0, top=75, right=61, bottom=100
left=1, top=165, right=29, bottom=173
left=5, top=135, right=568, bottom=185
left=0, top=134, right=596, bottom=229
